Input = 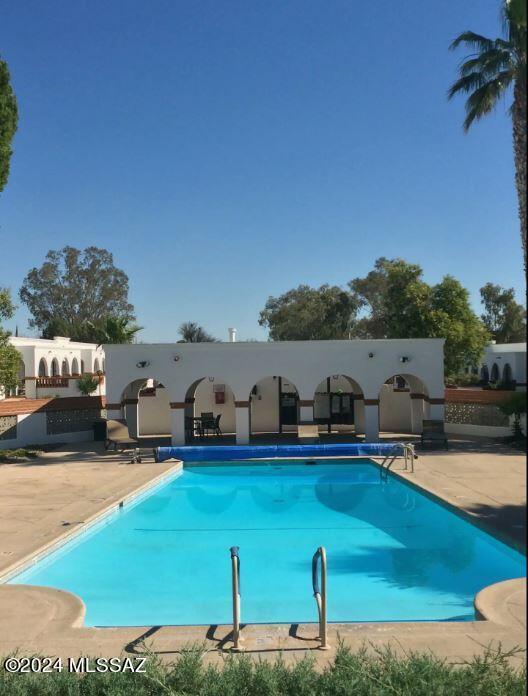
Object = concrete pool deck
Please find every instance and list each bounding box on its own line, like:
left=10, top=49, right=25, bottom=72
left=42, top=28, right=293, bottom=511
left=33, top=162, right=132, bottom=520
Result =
left=0, top=437, right=525, bottom=667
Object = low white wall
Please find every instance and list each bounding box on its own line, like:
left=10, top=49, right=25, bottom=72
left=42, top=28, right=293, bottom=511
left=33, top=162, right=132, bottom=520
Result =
left=0, top=412, right=94, bottom=449
left=445, top=414, right=526, bottom=438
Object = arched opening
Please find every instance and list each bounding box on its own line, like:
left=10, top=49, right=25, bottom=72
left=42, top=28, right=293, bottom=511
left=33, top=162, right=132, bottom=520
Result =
left=120, top=377, right=171, bottom=441
left=480, top=364, right=489, bottom=383
left=490, top=363, right=500, bottom=383
left=503, top=363, right=513, bottom=385
left=93, top=358, right=100, bottom=373
left=184, top=377, right=236, bottom=442
left=38, top=358, right=48, bottom=377
left=249, top=376, right=299, bottom=439
left=313, top=375, right=364, bottom=437
left=80, top=359, right=85, bottom=374
left=379, top=374, right=429, bottom=436
left=61, top=358, right=70, bottom=376
left=51, top=358, right=60, bottom=376
left=71, top=358, right=80, bottom=375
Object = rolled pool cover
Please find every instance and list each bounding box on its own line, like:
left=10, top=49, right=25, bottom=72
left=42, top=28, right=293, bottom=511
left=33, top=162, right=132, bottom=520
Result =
left=154, top=442, right=403, bottom=463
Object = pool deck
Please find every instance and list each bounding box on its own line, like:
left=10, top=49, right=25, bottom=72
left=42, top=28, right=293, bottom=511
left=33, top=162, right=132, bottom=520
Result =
left=0, top=437, right=525, bottom=667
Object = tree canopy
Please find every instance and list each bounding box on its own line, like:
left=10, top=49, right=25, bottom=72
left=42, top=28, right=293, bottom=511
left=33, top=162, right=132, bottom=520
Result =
left=0, top=56, right=18, bottom=194
left=480, top=282, right=526, bottom=343
left=177, top=322, right=218, bottom=343
left=0, top=288, right=21, bottom=391
left=42, top=315, right=142, bottom=345
left=258, top=258, right=490, bottom=376
left=258, top=284, right=358, bottom=341
left=19, top=247, right=135, bottom=335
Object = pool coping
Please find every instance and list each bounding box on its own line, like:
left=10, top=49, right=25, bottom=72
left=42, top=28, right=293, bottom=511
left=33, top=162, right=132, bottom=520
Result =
left=0, top=461, right=183, bottom=584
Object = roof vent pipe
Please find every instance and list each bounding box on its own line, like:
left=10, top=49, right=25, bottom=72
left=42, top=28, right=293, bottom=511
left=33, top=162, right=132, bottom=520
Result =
left=228, top=328, right=237, bottom=343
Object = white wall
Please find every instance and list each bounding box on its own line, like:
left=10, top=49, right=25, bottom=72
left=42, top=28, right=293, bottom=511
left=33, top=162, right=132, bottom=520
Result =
left=379, top=386, right=413, bottom=432
left=0, top=412, right=94, bottom=449
left=138, top=387, right=171, bottom=435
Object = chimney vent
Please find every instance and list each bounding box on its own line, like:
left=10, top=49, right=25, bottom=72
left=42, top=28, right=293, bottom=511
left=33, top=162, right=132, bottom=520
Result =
left=228, top=328, right=237, bottom=343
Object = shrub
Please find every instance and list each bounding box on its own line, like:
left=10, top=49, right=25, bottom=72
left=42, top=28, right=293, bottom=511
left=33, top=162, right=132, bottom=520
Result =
left=77, top=375, right=99, bottom=396
left=0, top=643, right=525, bottom=695
left=498, top=392, right=527, bottom=439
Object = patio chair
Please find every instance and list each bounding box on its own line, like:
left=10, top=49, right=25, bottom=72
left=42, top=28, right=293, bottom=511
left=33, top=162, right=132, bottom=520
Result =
left=185, top=416, right=203, bottom=440
left=298, top=422, right=320, bottom=444
left=213, top=414, right=222, bottom=437
left=104, top=419, right=139, bottom=452
left=420, top=420, right=448, bottom=450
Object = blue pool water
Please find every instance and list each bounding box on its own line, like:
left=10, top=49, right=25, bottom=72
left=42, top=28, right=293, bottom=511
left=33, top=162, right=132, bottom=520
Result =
left=10, top=460, right=525, bottom=626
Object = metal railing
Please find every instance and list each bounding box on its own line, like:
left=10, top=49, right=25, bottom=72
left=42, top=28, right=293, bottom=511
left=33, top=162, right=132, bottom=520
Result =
left=312, top=546, right=330, bottom=650
left=380, top=442, right=417, bottom=479
left=230, top=546, right=242, bottom=651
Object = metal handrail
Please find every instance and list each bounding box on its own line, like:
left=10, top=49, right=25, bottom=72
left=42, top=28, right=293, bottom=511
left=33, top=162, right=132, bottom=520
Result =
left=312, top=547, right=329, bottom=650
left=230, top=546, right=242, bottom=651
left=380, top=442, right=417, bottom=479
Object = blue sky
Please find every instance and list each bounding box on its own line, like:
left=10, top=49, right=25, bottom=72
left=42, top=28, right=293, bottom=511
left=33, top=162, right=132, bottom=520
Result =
left=1, top=0, right=524, bottom=342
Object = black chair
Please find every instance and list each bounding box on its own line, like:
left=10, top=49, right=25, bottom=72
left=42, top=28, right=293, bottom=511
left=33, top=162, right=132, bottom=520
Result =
left=213, top=414, right=222, bottom=437
left=420, top=420, right=448, bottom=450
left=185, top=416, right=203, bottom=440
left=200, top=412, right=215, bottom=436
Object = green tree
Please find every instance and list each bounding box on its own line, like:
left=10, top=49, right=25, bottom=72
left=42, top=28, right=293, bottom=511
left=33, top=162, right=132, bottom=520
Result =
left=480, top=282, right=526, bottom=342
left=0, top=288, right=22, bottom=392
left=19, top=246, right=135, bottom=333
left=0, top=56, right=18, bottom=193
left=177, top=322, right=218, bottom=343
left=448, top=0, right=527, bottom=271
left=430, top=276, right=490, bottom=375
left=258, top=284, right=359, bottom=341
left=76, top=374, right=99, bottom=396
left=348, top=259, right=489, bottom=376
left=41, top=315, right=142, bottom=344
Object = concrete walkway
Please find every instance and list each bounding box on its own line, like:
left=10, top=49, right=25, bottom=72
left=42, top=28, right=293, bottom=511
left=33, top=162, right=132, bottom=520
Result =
left=0, top=437, right=525, bottom=667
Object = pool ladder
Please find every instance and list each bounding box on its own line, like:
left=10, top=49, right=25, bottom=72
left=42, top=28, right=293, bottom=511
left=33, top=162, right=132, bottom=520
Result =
left=380, top=443, right=417, bottom=479
left=229, top=545, right=329, bottom=651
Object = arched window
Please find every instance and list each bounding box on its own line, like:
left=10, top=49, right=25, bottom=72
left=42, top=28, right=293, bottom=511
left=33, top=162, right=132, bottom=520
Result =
left=490, top=363, right=500, bottom=382
left=38, top=358, right=47, bottom=377
left=480, top=365, right=489, bottom=383
left=71, top=358, right=79, bottom=375
left=503, top=363, right=513, bottom=384
left=51, top=358, right=60, bottom=376
left=93, top=358, right=100, bottom=373
left=61, top=358, right=70, bottom=376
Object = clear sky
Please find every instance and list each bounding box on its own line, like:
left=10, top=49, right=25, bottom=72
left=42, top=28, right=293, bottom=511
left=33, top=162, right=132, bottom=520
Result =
left=1, top=0, right=524, bottom=342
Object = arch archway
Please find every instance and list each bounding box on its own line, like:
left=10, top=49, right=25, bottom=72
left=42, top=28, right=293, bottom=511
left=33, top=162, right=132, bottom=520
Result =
left=490, top=363, right=500, bottom=383
left=71, top=358, right=80, bottom=375
left=313, top=374, right=365, bottom=436
left=379, top=374, right=429, bottom=435
left=51, top=358, right=60, bottom=376
left=61, top=358, right=70, bottom=376
left=120, top=377, right=171, bottom=439
left=93, top=358, right=100, bottom=373
left=503, top=363, right=513, bottom=385
left=248, top=376, right=299, bottom=438
left=38, top=358, right=48, bottom=377
left=184, top=376, right=236, bottom=442
left=81, top=359, right=85, bottom=374
left=480, top=364, right=489, bottom=383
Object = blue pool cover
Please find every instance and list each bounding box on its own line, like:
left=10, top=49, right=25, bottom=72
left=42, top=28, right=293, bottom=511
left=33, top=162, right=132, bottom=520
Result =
left=155, top=442, right=404, bottom=462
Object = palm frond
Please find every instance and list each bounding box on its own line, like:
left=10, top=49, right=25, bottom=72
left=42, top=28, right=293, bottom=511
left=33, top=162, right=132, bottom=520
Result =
left=448, top=71, right=489, bottom=99
left=450, top=31, right=494, bottom=52
left=459, top=48, right=513, bottom=78
left=462, top=73, right=512, bottom=130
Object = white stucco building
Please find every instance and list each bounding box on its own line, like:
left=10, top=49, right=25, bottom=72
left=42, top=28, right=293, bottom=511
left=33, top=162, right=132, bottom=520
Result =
left=3, top=336, right=105, bottom=400
left=104, top=338, right=445, bottom=444
left=479, top=342, right=526, bottom=389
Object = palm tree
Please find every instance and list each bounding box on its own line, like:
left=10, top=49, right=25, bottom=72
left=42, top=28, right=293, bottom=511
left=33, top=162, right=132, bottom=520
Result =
left=92, top=316, right=142, bottom=344
left=177, top=321, right=218, bottom=343
left=448, top=0, right=527, bottom=271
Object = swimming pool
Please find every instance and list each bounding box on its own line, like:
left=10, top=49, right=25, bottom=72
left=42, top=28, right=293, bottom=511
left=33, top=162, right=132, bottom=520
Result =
left=9, top=459, right=525, bottom=626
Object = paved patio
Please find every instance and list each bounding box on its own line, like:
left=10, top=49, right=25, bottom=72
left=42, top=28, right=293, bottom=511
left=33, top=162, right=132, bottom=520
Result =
left=0, top=436, right=525, bottom=667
